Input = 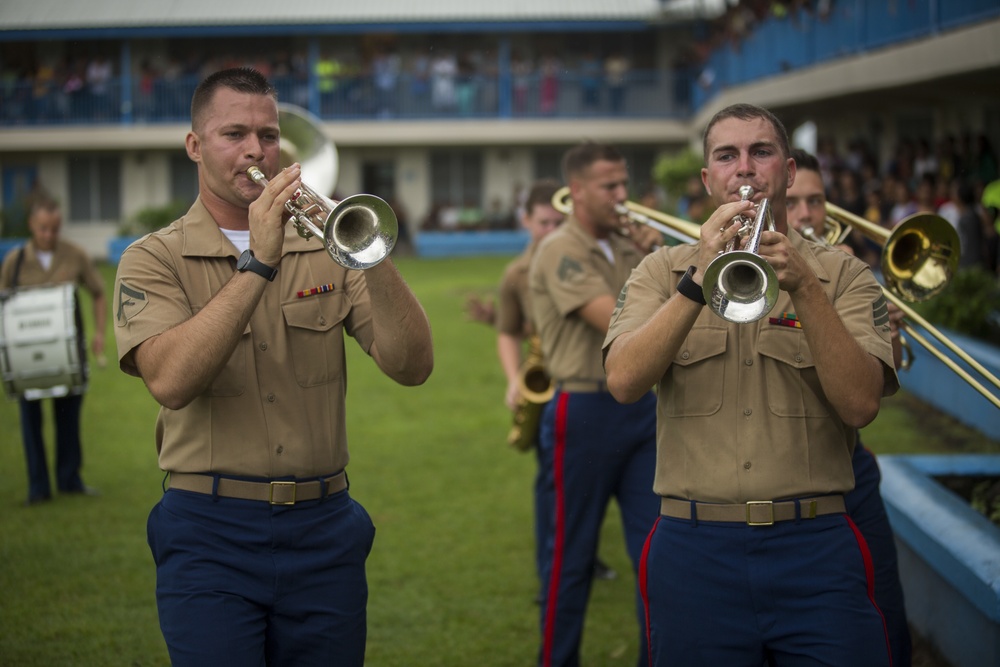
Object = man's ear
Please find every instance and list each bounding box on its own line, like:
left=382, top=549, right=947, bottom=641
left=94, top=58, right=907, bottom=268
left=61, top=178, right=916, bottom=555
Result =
left=700, top=167, right=711, bottom=197
left=185, top=131, right=201, bottom=163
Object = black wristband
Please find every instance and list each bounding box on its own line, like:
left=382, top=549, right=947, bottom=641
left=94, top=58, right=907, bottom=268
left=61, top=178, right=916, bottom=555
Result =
left=676, top=265, right=706, bottom=306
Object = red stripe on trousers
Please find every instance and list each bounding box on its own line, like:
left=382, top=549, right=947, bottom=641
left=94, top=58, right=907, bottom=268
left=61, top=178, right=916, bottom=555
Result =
left=845, top=514, right=894, bottom=667
left=638, top=516, right=660, bottom=667
left=542, top=392, right=570, bottom=667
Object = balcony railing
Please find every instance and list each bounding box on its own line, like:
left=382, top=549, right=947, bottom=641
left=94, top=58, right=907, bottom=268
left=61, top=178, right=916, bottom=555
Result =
left=0, top=69, right=691, bottom=127
left=693, top=0, right=1000, bottom=109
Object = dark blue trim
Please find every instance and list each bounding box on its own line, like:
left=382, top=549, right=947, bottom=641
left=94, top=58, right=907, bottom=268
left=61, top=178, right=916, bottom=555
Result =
left=0, top=20, right=651, bottom=42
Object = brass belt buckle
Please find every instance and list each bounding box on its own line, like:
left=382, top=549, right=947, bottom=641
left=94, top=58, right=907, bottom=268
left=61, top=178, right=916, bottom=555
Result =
left=269, top=481, right=297, bottom=505
left=746, top=500, right=774, bottom=526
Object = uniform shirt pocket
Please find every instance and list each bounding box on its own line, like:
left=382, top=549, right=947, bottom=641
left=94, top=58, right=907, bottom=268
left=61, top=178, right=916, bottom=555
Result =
left=757, top=327, right=830, bottom=418
left=666, top=326, right=728, bottom=417
left=282, top=293, right=351, bottom=387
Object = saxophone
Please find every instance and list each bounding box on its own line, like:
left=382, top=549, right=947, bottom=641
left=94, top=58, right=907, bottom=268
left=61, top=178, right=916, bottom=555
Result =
left=507, top=335, right=555, bottom=452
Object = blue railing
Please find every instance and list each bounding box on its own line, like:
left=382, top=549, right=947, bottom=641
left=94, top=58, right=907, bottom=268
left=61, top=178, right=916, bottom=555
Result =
left=3, top=0, right=998, bottom=128
left=692, top=0, right=1000, bottom=110
left=0, top=69, right=687, bottom=126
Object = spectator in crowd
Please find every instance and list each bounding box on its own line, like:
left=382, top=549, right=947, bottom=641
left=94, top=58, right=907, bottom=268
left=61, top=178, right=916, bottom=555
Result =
left=955, top=181, right=986, bottom=269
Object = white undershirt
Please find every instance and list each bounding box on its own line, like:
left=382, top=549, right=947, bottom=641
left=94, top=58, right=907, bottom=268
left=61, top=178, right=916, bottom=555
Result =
left=220, top=229, right=251, bottom=255
left=596, top=239, right=615, bottom=265
left=36, top=250, right=53, bottom=271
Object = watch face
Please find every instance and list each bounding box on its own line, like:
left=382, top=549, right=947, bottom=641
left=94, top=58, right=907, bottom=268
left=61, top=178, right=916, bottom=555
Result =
left=238, top=249, right=252, bottom=270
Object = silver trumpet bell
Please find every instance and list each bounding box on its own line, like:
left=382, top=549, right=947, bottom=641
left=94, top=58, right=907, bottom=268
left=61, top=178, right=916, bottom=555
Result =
left=702, top=186, right=780, bottom=323
left=246, top=104, right=397, bottom=270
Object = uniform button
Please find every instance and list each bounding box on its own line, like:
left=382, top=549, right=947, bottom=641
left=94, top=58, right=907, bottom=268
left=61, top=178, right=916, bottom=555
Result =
left=744, top=358, right=753, bottom=366
left=681, top=351, right=690, bottom=360
left=743, top=408, right=752, bottom=416
left=743, top=461, right=752, bottom=470
left=795, top=354, right=804, bottom=363
left=259, top=342, right=268, bottom=351
left=267, top=393, right=276, bottom=402
left=319, top=317, right=327, bottom=326
left=276, top=445, right=284, bottom=454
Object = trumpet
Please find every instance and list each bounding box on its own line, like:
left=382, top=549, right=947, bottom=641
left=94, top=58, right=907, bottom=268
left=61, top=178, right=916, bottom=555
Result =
left=247, top=167, right=397, bottom=270
left=701, top=186, right=780, bottom=323
left=553, top=185, right=779, bottom=323
left=247, top=104, right=397, bottom=270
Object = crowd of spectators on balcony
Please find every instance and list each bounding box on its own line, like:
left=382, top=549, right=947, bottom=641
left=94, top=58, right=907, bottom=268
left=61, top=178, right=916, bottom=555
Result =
left=0, top=44, right=647, bottom=124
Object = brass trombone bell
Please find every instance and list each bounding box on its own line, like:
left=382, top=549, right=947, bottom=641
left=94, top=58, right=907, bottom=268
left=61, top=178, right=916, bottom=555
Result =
left=824, top=203, right=959, bottom=302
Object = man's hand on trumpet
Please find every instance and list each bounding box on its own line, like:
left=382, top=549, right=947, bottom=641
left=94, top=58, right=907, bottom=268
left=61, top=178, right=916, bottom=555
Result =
left=692, top=199, right=754, bottom=284
left=247, top=162, right=301, bottom=267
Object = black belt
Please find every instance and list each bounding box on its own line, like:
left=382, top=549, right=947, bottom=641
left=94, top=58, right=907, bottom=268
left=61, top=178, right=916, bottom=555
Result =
left=660, top=495, right=846, bottom=526
left=168, top=471, right=347, bottom=505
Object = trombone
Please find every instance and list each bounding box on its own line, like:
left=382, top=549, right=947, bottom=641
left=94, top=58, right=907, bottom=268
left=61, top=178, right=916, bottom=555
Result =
left=552, top=187, right=999, bottom=408
left=804, top=204, right=999, bottom=409
left=821, top=203, right=959, bottom=303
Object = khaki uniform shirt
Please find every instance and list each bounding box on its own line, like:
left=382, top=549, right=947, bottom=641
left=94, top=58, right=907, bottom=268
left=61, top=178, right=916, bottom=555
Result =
left=530, top=216, right=643, bottom=384
left=113, top=199, right=376, bottom=478
left=0, top=238, right=104, bottom=297
left=496, top=241, right=538, bottom=337
left=604, top=228, right=898, bottom=503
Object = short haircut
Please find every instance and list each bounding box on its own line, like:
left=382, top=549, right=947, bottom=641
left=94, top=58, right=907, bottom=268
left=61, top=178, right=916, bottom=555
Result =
left=27, top=190, right=60, bottom=217
left=702, top=103, right=791, bottom=161
left=561, top=141, right=625, bottom=183
left=524, top=179, right=561, bottom=215
left=190, top=67, right=277, bottom=131
left=791, top=148, right=820, bottom=174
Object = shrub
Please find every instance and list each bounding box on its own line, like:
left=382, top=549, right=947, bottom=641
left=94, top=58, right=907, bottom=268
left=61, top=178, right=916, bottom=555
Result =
left=913, top=267, right=1000, bottom=345
left=117, top=199, right=191, bottom=236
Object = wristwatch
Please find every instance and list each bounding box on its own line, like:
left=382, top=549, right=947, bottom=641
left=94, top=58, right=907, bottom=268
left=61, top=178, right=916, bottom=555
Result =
left=236, top=249, right=278, bottom=282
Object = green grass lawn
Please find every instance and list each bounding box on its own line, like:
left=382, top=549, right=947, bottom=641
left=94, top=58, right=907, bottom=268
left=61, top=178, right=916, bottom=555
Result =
left=1, top=255, right=996, bottom=666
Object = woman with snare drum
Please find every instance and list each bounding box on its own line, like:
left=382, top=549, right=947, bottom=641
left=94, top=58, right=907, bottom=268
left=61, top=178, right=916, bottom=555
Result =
left=0, top=191, right=105, bottom=506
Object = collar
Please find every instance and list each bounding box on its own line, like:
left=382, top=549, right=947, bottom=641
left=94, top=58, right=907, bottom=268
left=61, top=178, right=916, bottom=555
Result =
left=563, top=215, right=640, bottom=263
left=179, top=198, right=318, bottom=259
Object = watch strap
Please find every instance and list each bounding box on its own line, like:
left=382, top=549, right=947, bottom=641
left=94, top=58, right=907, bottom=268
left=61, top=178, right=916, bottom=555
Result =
left=238, top=250, right=278, bottom=282
left=676, top=265, right=706, bottom=306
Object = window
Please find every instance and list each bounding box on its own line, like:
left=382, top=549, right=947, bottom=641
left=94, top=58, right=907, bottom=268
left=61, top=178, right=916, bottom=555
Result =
left=68, top=154, right=121, bottom=222
left=430, top=150, right=482, bottom=208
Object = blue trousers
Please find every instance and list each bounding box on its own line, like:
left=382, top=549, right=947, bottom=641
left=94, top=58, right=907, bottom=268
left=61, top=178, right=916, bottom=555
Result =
left=641, top=512, right=892, bottom=667
left=536, top=389, right=659, bottom=667
left=847, top=442, right=911, bottom=667
left=18, top=394, right=85, bottom=499
left=147, top=485, right=376, bottom=667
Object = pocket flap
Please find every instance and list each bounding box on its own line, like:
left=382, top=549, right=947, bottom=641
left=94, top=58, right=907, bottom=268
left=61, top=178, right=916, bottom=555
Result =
left=281, top=293, right=350, bottom=333
left=757, top=327, right=815, bottom=369
left=674, top=327, right=728, bottom=367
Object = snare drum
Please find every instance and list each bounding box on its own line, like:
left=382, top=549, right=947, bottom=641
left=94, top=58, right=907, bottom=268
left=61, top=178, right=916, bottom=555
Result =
left=0, top=283, right=87, bottom=400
